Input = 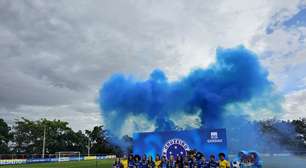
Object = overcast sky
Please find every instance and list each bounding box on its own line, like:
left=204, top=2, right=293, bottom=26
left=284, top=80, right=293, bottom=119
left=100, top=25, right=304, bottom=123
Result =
left=0, top=0, right=306, bottom=131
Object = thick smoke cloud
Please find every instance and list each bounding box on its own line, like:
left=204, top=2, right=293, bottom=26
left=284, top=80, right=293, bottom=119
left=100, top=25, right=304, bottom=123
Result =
left=99, top=46, right=273, bottom=135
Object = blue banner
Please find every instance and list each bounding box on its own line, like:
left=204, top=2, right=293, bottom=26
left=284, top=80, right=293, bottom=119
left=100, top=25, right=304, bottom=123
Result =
left=0, top=155, right=114, bottom=165
left=133, top=128, right=228, bottom=159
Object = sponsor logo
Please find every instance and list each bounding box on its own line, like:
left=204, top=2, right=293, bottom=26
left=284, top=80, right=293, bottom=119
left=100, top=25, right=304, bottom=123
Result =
left=0, top=159, right=26, bottom=165
left=207, top=131, right=223, bottom=143
left=211, top=132, right=218, bottom=139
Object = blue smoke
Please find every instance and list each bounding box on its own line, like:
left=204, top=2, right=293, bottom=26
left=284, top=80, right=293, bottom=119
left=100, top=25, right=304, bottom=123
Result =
left=99, top=46, right=273, bottom=135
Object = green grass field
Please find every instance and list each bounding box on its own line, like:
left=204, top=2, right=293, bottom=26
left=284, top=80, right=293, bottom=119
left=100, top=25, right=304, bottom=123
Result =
left=0, top=159, right=113, bottom=168
left=1, top=156, right=306, bottom=168
left=261, top=155, right=306, bottom=168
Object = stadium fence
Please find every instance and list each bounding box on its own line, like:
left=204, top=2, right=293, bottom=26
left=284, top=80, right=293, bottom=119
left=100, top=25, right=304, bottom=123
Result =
left=0, top=154, right=116, bottom=165
left=1, top=151, right=306, bottom=166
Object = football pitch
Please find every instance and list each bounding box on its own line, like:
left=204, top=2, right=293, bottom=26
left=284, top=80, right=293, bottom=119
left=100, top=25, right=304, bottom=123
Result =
left=261, top=155, right=306, bottom=168
left=1, top=156, right=306, bottom=168
left=0, top=159, right=113, bottom=168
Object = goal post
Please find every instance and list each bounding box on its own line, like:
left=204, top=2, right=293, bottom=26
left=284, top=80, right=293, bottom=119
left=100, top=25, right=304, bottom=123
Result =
left=55, top=151, right=81, bottom=162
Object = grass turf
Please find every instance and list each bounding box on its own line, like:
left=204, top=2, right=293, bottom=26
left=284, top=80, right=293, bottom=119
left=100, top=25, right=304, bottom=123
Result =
left=0, top=159, right=113, bottom=168
left=1, top=156, right=306, bottom=168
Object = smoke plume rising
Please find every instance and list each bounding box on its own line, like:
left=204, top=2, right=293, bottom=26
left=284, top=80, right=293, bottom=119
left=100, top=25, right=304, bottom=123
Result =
left=99, top=46, right=277, bottom=138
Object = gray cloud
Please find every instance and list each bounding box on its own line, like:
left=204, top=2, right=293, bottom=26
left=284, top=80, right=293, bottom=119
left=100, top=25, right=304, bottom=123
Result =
left=0, top=102, right=102, bottom=131
left=0, top=1, right=165, bottom=106
left=0, top=0, right=181, bottom=129
left=0, top=0, right=304, bottom=130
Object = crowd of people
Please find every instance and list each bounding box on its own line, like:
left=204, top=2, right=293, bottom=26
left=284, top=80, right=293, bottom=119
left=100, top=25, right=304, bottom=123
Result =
left=231, top=151, right=262, bottom=168
left=113, top=152, right=231, bottom=168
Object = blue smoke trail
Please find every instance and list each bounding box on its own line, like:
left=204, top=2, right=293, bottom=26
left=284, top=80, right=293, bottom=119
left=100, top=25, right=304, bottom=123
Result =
left=99, top=46, right=273, bottom=135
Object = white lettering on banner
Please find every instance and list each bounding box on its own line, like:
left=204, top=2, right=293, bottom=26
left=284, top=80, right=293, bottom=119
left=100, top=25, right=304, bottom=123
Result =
left=0, top=159, right=27, bottom=165
left=162, top=138, right=190, bottom=159
left=0, top=155, right=116, bottom=165
left=207, top=131, right=223, bottom=143
left=207, top=139, right=223, bottom=143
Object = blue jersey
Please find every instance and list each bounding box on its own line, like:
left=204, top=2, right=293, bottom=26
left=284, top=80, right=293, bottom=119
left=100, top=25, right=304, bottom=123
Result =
left=140, top=160, right=148, bottom=168
left=191, top=160, right=198, bottom=167
left=183, top=161, right=190, bottom=168
left=168, top=160, right=176, bottom=168
left=198, top=160, right=209, bottom=168
left=128, top=160, right=134, bottom=168
left=113, top=163, right=123, bottom=168
left=160, top=161, right=167, bottom=168
left=148, top=161, right=155, bottom=168
left=134, top=161, right=141, bottom=168
left=208, top=160, right=218, bottom=168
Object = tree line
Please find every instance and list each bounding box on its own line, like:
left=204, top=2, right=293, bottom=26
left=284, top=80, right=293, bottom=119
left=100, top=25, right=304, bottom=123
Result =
left=0, top=118, right=132, bottom=156
left=226, top=118, right=306, bottom=153
left=0, top=117, right=306, bottom=156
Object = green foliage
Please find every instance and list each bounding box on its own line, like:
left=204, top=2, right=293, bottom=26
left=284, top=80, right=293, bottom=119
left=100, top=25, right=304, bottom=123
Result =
left=0, top=118, right=127, bottom=155
left=0, top=117, right=305, bottom=156
left=292, top=118, right=306, bottom=139
left=259, top=119, right=306, bottom=152
left=85, top=126, right=123, bottom=155
left=0, top=118, right=12, bottom=153
left=12, top=118, right=88, bottom=154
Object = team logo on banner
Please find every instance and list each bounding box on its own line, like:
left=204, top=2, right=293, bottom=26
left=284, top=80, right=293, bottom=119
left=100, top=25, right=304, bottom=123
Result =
left=162, top=138, right=190, bottom=159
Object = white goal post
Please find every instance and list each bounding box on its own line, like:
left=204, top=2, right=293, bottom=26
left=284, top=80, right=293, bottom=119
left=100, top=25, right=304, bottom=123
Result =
left=55, top=151, right=81, bottom=162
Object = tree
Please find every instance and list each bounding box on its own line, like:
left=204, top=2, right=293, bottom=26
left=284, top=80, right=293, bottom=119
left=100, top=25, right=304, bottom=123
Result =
left=85, top=125, right=108, bottom=155
left=85, top=125, right=124, bottom=155
left=12, top=118, right=88, bottom=155
left=0, top=118, right=11, bottom=153
left=260, top=119, right=306, bottom=152
left=122, top=135, right=133, bottom=154
left=11, top=118, right=125, bottom=156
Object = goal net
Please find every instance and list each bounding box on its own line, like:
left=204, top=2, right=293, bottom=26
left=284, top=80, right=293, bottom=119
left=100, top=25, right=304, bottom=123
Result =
left=55, top=151, right=81, bottom=162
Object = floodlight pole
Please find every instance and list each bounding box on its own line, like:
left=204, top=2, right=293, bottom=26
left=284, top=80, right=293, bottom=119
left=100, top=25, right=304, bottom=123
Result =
left=42, top=125, right=46, bottom=158
left=87, top=137, right=91, bottom=156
